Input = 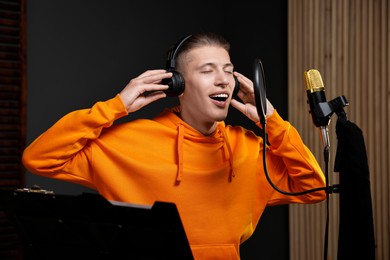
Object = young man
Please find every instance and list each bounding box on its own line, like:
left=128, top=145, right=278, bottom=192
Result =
left=22, top=32, right=326, bottom=259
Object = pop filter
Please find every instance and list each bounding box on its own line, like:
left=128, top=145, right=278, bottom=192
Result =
left=255, top=59, right=329, bottom=197
left=253, top=58, right=267, bottom=125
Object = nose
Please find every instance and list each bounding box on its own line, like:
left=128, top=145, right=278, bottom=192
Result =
left=216, top=70, right=229, bottom=87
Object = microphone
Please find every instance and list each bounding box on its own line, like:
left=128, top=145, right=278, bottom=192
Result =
left=304, top=69, right=331, bottom=149
left=304, top=69, right=333, bottom=127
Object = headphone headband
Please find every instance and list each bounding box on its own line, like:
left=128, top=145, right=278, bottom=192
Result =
left=166, top=34, right=192, bottom=70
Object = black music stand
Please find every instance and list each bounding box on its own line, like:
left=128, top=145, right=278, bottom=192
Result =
left=0, top=189, right=194, bottom=260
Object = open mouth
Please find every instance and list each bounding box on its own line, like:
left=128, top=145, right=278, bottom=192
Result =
left=210, top=93, right=229, bottom=102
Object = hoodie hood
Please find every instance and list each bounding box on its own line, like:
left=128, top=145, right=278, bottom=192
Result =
left=154, top=106, right=234, bottom=184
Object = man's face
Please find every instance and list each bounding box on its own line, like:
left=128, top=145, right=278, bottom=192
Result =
left=178, top=46, right=236, bottom=133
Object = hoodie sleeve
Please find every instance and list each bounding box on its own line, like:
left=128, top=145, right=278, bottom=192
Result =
left=22, top=94, right=128, bottom=187
left=258, top=110, right=327, bottom=205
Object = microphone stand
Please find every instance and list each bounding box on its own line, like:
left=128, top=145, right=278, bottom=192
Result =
left=315, top=96, right=348, bottom=260
left=321, top=124, right=331, bottom=260
left=253, top=60, right=348, bottom=259
left=320, top=126, right=330, bottom=150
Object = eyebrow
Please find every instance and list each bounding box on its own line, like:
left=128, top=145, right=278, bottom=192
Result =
left=199, top=62, right=234, bottom=70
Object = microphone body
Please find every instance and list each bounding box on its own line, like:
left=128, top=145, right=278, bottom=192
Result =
left=304, top=69, right=331, bottom=149
left=304, top=69, right=331, bottom=127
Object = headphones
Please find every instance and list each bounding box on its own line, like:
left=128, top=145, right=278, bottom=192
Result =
left=162, top=34, right=240, bottom=97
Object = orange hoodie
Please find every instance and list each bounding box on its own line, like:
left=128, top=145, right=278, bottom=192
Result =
left=22, top=94, right=326, bottom=259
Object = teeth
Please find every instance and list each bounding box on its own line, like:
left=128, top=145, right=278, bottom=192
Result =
left=210, top=93, right=228, bottom=98
left=210, top=93, right=229, bottom=102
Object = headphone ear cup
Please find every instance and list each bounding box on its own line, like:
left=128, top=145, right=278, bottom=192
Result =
left=164, top=71, right=185, bottom=96
left=233, top=76, right=240, bottom=97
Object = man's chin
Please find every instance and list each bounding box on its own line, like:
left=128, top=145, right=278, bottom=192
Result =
left=214, top=111, right=228, bottom=122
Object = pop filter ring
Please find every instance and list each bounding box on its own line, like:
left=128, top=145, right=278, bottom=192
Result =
left=253, top=58, right=267, bottom=126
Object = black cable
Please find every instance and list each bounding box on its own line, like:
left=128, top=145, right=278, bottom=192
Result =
left=323, top=146, right=330, bottom=260
left=255, top=57, right=330, bottom=196
left=254, top=58, right=332, bottom=259
left=260, top=121, right=331, bottom=260
left=261, top=121, right=329, bottom=195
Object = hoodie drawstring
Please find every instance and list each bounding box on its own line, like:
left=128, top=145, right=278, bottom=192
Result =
left=175, top=124, right=184, bottom=184
left=218, top=125, right=235, bottom=181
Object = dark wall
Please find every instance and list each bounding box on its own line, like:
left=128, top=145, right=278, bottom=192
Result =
left=25, top=1, right=288, bottom=259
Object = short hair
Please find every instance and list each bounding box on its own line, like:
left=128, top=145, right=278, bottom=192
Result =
left=169, top=32, right=231, bottom=71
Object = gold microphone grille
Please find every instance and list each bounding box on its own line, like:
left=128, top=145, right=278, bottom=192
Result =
left=304, top=69, right=325, bottom=93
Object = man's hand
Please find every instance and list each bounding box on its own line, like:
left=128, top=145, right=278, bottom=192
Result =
left=119, top=69, right=172, bottom=113
left=230, top=71, right=274, bottom=123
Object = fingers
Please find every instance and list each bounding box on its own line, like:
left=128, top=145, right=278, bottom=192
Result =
left=234, top=72, right=253, bottom=90
left=134, top=70, right=172, bottom=89
left=141, top=91, right=167, bottom=106
left=231, top=71, right=261, bottom=123
left=123, top=70, right=171, bottom=94
left=265, top=99, right=275, bottom=117
left=136, top=69, right=169, bottom=79
left=234, top=71, right=255, bottom=104
left=119, top=69, right=173, bottom=113
left=234, top=71, right=254, bottom=98
left=230, top=98, right=260, bottom=123
left=136, top=69, right=172, bottom=84
left=230, top=99, right=246, bottom=114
